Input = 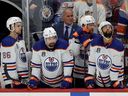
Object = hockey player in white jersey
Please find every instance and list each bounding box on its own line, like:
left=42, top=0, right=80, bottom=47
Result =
left=1, top=17, right=29, bottom=88
left=28, top=27, right=74, bottom=89
left=72, top=15, right=98, bottom=87
left=84, top=21, right=124, bottom=88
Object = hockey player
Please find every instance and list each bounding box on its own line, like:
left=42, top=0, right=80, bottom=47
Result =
left=28, top=27, right=74, bottom=89
left=72, top=15, right=99, bottom=87
left=1, top=17, right=29, bottom=88
left=84, top=21, right=124, bottom=88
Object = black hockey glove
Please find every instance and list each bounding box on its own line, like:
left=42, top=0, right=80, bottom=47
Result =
left=61, top=77, right=73, bottom=89
left=84, top=75, right=95, bottom=89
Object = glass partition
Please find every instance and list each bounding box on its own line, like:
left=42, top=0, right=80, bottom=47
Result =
left=22, top=0, right=74, bottom=50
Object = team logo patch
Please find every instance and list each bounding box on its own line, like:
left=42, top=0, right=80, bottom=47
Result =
left=96, top=48, right=101, bottom=53
left=69, top=50, right=73, bottom=56
left=42, top=52, right=46, bottom=57
left=97, top=54, right=112, bottom=70
left=39, top=5, right=54, bottom=22
left=19, top=47, right=27, bottom=63
left=44, top=57, right=59, bottom=72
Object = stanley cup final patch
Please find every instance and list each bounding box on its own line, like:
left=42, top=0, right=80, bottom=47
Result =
left=39, top=5, right=54, bottom=22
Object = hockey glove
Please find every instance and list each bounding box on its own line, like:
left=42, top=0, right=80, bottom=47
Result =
left=13, top=80, right=27, bottom=88
left=111, top=81, right=124, bottom=89
left=84, top=76, right=95, bottom=89
left=61, top=77, right=73, bottom=88
left=27, top=76, right=39, bottom=89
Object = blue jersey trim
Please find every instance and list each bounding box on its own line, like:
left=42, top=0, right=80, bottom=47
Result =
left=2, top=36, right=16, bottom=47
left=33, top=38, right=69, bottom=51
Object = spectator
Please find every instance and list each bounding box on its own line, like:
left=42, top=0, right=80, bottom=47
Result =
left=84, top=21, right=124, bottom=89
left=116, top=5, right=128, bottom=38
left=101, top=0, right=125, bottom=33
left=28, top=27, right=74, bottom=89
left=1, top=17, right=29, bottom=88
left=73, top=0, right=106, bottom=26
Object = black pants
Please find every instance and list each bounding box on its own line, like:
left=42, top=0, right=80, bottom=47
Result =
left=38, top=81, right=53, bottom=88
left=73, top=78, right=85, bottom=88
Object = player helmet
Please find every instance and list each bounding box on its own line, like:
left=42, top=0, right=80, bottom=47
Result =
left=43, top=27, right=57, bottom=39
left=98, top=21, right=113, bottom=40
left=43, top=27, right=58, bottom=49
left=80, top=15, right=95, bottom=27
left=6, top=17, right=22, bottom=31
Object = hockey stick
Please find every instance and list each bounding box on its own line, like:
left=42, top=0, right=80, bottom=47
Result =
left=84, top=43, right=90, bottom=77
left=84, top=47, right=87, bottom=77
left=4, top=63, right=20, bottom=81
left=99, top=71, right=106, bottom=87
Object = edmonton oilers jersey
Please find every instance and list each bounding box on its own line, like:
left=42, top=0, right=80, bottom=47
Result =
left=31, top=38, right=74, bottom=87
left=1, top=36, right=28, bottom=85
left=72, top=28, right=99, bottom=79
left=88, top=35, right=124, bottom=87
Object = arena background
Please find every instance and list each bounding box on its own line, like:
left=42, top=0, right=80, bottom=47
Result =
left=0, top=0, right=22, bottom=42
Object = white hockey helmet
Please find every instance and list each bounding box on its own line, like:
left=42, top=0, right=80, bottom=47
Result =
left=80, top=15, right=95, bottom=27
left=98, top=21, right=113, bottom=40
left=43, top=27, right=57, bottom=39
left=6, top=16, right=22, bottom=31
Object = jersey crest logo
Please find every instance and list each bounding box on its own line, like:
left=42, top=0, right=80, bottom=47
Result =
left=44, top=57, right=59, bottom=72
left=19, top=47, right=27, bottom=63
left=97, top=54, right=112, bottom=70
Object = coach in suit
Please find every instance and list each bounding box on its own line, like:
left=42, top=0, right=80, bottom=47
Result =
left=53, top=8, right=80, bottom=41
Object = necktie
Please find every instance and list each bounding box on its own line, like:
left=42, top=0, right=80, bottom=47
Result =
left=64, top=26, right=69, bottom=41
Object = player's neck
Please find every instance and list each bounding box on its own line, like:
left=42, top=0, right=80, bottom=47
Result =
left=9, top=31, right=18, bottom=39
left=103, top=38, right=113, bottom=46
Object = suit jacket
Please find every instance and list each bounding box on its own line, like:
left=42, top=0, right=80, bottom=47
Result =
left=53, top=22, right=81, bottom=39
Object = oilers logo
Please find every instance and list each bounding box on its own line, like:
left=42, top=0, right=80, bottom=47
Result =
left=97, top=54, right=112, bottom=70
left=19, top=47, right=27, bottom=63
left=44, top=57, right=59, bottom=72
